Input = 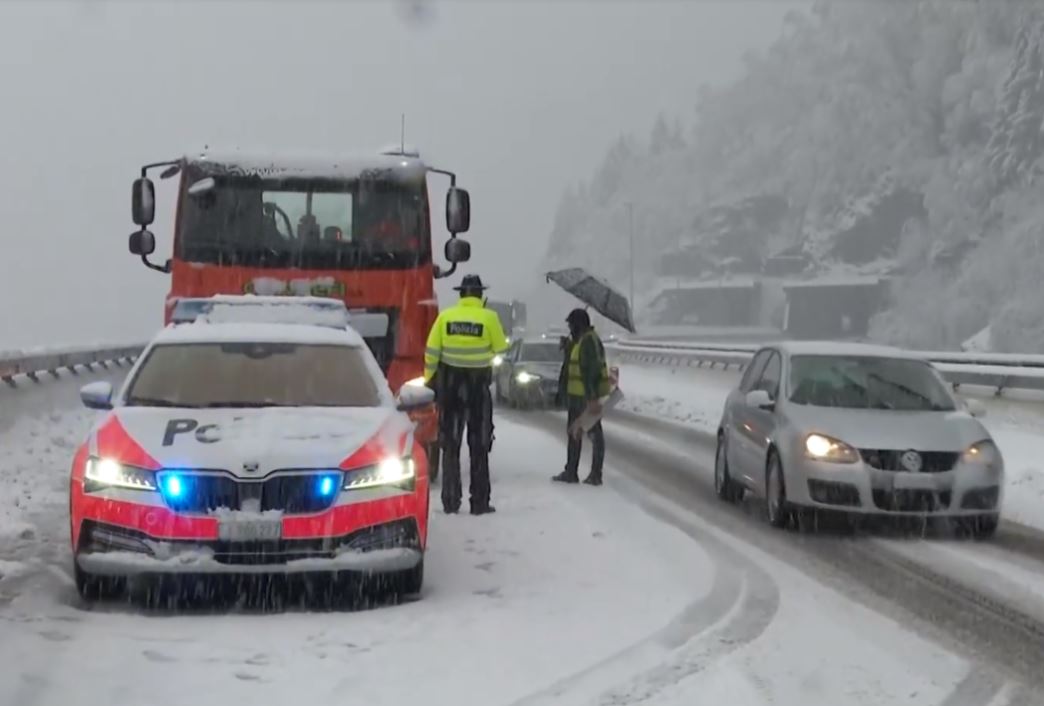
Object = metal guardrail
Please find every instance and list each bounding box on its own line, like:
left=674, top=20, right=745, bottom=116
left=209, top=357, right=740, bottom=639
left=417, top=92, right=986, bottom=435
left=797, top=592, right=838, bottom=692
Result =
left=0, top=344, right=145, bottom=386
left=609, top=340, right=1044, bottom=395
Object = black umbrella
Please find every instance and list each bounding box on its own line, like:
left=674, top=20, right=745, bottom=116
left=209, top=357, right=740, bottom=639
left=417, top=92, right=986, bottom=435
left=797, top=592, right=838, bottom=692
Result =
left=545, top=267, right=636, bottom=333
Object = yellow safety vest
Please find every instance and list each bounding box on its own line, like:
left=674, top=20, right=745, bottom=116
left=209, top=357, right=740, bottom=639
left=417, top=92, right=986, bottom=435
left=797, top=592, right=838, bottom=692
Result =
left=567, top=330, right=611, bottom=398
left=424, top=297, right=509, bottom=382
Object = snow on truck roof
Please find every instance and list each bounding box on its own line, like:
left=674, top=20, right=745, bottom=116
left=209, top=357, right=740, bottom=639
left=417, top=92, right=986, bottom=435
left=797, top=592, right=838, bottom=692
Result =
left=776, top=340, right=926, bottom=360
left=169, top=295, right=391, bottom=340
left=183, top=149, right=427, bottom=181
left=152, top=322, right=366, bottom=347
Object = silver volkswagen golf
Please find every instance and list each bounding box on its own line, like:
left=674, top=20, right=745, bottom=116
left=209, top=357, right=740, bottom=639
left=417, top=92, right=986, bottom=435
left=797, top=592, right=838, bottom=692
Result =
left=714, top=342, right=1003, bottom=537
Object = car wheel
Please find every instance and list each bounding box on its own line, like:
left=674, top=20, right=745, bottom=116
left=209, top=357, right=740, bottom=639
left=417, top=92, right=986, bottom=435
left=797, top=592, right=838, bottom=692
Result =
left=74, top=562, right=125, bottom=602
left=398, top=559, right=424, bottom=596
left=494, top=379, right=505, bottom=403
left=714, top=433, right=743, bottom=503
left=765, top=451, right=790, bottom=529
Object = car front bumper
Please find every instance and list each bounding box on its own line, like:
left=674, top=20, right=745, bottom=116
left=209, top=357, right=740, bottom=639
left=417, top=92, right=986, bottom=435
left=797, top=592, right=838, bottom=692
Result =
left=785, top=456, right=1003, bottom=517
left=76, top=517, right=423, bottom=576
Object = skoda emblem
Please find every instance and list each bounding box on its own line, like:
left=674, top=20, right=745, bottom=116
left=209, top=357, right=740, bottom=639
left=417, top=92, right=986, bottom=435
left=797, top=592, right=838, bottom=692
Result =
left=242, top=461, right=260, bottom=474
left=900, top=450, right=923, bottom=473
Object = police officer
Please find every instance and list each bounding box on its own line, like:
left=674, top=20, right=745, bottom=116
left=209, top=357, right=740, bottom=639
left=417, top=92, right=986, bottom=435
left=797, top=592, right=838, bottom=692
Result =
left=552, top=308, right=610, bottom=486
left=424, top=274, right=509, bottom=515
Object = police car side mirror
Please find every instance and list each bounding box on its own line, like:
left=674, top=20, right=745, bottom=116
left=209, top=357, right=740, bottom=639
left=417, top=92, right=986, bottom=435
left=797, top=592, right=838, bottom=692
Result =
left=396, top=384, right=435, bottom=412
left=80, top=381, right=114, bottom=410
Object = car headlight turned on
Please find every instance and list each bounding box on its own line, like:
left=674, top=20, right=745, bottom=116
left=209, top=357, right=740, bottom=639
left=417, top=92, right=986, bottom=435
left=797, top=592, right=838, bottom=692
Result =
left=492, top=355, right=504, bottom=368
left=404, top=376, right=426, bottom=388
left=516, top=371, right=539, bottom=385
left=804, top=434, right=859, bottom=464
left=84, top=457, right=157, bottom=492
left=962, top=440, right=1002, bottom=470
left=343, top=457, right=416, bottom=490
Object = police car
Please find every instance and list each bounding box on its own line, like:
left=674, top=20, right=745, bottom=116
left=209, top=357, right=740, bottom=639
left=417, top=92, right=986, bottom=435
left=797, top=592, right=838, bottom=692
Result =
left=69, top=296, right=434, bottom=601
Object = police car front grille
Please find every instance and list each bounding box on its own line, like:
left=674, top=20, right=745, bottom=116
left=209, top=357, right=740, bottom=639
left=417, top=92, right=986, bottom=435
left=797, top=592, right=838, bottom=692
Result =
left=163, top=473, right=339, bottom=515
left=261, top=475, right=337, bottom=514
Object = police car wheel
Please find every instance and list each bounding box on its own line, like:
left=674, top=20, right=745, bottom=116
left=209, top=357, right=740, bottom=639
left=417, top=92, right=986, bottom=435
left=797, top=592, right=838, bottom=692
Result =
left=398, top=559, right=424, bottom=596
left=74, top=562, right=126, bottom=602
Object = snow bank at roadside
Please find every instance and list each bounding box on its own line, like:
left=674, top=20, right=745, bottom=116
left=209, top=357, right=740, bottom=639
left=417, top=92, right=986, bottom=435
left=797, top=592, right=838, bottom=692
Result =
left=614, top=362, right=1044, bottom=532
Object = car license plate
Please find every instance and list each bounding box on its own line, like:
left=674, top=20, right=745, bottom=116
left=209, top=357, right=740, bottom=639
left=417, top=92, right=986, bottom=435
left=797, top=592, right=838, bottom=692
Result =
left=892, top=473, right=937, bottom=491
left=218, top=519, right=282, bottom=542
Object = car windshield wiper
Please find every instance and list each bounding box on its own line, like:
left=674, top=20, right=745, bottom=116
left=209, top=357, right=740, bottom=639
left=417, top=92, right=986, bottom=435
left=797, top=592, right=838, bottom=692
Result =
left=200, top=401, right=288, bottom=408
left=125, top=398, right=198, bottom=408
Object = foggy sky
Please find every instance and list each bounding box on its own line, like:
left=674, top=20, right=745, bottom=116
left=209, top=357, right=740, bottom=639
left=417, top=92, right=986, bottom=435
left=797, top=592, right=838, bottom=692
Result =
left=0, top=0, right=791, bottom=348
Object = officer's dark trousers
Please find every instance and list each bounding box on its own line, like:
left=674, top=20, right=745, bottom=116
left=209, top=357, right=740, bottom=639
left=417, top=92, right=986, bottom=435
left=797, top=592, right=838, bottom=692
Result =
left=565, top=396, right=604, bottom=481
left=437, top=365, right=494, bottom=513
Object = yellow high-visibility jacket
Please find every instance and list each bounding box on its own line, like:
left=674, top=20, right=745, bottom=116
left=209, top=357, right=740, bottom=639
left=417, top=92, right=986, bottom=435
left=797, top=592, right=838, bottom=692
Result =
left=424, top=297, right=509, bottom=382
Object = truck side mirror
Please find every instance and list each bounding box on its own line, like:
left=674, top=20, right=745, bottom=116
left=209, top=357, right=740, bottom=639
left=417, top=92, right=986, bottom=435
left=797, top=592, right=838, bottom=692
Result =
left=445, top=238, right=471, bottom=263
left=446, top=187, right=470, bottom=234
left=132, top=177, right=156, bottom=226
left=129, top=229, right=156, bottom=256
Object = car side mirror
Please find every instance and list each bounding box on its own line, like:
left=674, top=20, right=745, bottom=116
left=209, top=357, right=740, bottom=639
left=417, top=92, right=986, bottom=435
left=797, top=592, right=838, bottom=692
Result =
left=132, top=177, right=156, bottom=226
left=445, top=237, right=471, bottom=264
left=745, top=389, right=774, bottom=410
left=396, top=383, right=435, bottom=412
left=129, top=229, right=156, bottom=256
left=446, top=186, right=470, bottom=234
left=80, top=381, right=114, bottom=410
left=965, top=398, right=987, bottom=418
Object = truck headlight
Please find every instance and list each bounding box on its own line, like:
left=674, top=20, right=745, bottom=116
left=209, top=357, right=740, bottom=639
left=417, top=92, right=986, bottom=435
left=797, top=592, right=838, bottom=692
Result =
left=962, top=440, right=1001, bottom=469
left=804, top=434, right=859, bottom=464
left=343, top=456, right=416, bottom=490
left=84, top=457, right=157, bottom=491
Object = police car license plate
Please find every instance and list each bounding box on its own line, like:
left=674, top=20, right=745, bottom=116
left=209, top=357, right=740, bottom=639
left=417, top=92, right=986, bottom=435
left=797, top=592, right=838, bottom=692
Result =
left=218, top=519, right=282, bottom=542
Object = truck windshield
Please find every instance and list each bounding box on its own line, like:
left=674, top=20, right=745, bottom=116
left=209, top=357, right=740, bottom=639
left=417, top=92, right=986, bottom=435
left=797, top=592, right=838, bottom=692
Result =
left=176, top=167, right=430, bottom=270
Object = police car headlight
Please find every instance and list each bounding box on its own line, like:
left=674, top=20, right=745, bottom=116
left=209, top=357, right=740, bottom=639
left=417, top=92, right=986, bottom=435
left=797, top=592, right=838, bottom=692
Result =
left=84, top=456, right=157, bottom=492
left=404, top=376, right=426, bottom=388
left=343, top=456, right=416, bottom=490
left=516, top=371, right=539, bottom=385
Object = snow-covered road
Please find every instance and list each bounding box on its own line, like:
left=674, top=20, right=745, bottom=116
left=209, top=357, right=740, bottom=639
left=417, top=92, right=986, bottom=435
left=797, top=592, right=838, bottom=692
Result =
left=2, top=371, right=1044, bottom=705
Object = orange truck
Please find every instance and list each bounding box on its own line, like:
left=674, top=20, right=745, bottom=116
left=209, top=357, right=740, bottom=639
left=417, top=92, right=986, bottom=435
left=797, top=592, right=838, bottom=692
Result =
left=126, top=147, right=473, bottom=473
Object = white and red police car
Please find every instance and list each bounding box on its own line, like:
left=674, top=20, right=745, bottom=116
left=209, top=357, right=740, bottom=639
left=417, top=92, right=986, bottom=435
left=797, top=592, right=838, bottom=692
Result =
left=69, top=296, right=433, bottom=601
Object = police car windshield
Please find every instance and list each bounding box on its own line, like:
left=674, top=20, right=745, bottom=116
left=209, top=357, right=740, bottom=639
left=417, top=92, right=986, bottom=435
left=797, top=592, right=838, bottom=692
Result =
left=125, top=342, right=382, bottom=408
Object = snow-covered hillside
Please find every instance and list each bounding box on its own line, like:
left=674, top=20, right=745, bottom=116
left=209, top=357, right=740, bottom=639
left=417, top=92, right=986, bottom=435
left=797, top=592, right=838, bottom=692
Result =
left=541, top=1, right=1044, bottom=352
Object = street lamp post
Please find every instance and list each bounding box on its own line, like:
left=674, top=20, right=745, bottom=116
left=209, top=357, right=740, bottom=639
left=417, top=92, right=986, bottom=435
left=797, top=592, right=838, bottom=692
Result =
left=627, top=202, right=635, bottom=317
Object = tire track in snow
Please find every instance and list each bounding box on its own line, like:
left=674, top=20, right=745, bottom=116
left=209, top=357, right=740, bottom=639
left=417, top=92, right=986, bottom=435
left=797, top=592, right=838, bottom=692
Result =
left=505, top=412, right=781, bottom=706
left=509, top=409, right=1019, bottom=705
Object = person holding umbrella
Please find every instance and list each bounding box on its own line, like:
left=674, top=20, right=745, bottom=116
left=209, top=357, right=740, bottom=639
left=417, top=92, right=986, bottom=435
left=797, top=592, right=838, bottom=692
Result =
left=423, top=274, right=508, bottom=515
left=553, top=308, right=610, bottom=486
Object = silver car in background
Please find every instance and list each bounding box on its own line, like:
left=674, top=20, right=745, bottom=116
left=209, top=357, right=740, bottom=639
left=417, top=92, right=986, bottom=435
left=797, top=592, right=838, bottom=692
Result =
left=714, top=342, right=1003, bottom=537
